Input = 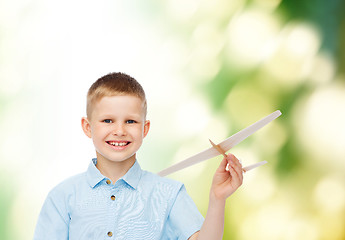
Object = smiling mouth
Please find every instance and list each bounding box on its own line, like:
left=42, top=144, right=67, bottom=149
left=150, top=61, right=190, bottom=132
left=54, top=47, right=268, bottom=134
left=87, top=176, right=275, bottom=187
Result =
left=106, top=141, right=131, bottom=147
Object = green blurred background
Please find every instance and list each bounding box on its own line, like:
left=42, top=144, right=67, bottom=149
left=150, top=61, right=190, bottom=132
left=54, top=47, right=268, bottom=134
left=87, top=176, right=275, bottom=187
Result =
left=1, top=0, right=344, bottom=239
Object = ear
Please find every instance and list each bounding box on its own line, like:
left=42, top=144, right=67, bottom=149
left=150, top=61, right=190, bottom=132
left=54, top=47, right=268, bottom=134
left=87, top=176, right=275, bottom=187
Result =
left=81, top=117, right=92, bottom=138
left=143, top=120, right=150, bottom=138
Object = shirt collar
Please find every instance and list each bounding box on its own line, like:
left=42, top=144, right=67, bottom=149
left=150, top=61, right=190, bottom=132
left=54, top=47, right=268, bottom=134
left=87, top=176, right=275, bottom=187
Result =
left=86, top=158, right=142, bottom=189
left=86, top=158, right=105, bottom=188
left=121, top=160, right=142, bottom=190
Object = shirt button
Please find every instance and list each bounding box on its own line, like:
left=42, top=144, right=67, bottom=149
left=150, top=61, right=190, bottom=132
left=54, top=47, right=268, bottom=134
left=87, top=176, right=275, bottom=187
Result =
left=111, top=195, right=116, bottom=201
left=106, top=180, right=111, bottom=185
left=107, top=231, right=113, bottom=237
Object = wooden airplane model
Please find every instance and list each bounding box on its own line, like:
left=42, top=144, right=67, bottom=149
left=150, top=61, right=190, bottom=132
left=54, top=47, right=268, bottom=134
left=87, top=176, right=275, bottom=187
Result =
left=157, top=110, right=282, bottom=177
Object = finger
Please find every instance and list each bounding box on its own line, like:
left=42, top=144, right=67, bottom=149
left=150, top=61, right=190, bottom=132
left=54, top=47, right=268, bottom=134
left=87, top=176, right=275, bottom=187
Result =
left=227, top=157, right=239, bottom=175
left=228, top=165, right=241, bottom=185
left=230, top=159, right=243, bottom=174
left=216, top=154, right=229, bottom=172
left=232, top=164, right=244, bottom=186
left=228, top=155, right=243, bottom=182
left=227, top=154, right=240, bottom=171
left=229, top=154, right=242, bottom=167
left=229, top=159, right=243, bottom=181
left=229, top=154, right=244, bottom=175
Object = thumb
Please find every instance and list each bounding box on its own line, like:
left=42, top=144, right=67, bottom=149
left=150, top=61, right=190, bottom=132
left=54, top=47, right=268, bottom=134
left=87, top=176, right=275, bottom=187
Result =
left=216, top=154, right=229, bottom=172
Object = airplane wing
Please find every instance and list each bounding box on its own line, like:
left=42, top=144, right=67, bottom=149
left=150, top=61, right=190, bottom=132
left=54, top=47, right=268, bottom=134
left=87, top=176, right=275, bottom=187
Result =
left=157, top=110, right=282, bottom=177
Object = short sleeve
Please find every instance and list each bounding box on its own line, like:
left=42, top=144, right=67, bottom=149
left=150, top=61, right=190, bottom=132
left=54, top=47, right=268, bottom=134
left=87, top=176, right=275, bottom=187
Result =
left=33, top=189, right=70, bottom=240
left=165, top=184, right=204, bottom=240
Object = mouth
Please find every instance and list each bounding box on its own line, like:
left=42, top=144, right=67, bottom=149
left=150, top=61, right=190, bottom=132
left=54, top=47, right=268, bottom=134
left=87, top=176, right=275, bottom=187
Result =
left=106, top=141, right=131, bottom=147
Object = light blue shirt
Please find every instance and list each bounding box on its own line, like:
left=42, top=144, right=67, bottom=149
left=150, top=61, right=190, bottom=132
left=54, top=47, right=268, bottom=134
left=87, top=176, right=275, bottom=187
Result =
left=33, top=159, right=204, bottom=240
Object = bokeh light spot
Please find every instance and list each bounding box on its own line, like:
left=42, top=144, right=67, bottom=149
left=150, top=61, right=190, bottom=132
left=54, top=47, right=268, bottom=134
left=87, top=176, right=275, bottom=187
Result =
left=294, top=83, right=345, bottom=168
left=263, top=22, right=321, bottom=86
left=226, top=8, right=280, bottom=68
left=313, top=176, right=345, bottom=213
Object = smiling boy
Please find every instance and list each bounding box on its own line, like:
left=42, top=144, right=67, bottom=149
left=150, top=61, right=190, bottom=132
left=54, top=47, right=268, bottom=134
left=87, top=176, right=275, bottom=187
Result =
left=83, top=94, right=150, bottom=184
left=33, top=72, right=243, bottom=240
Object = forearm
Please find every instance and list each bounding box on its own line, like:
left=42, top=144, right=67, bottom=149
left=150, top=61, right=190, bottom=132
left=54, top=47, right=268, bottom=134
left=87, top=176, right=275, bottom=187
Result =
left=193, top=154, right=243, bottom=240
left=197, top=194, right=226, bottom=240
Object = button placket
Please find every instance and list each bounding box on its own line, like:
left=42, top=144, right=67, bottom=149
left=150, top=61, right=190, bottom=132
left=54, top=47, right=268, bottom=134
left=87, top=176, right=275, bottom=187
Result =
left=107, top=184, right=122, bottom=238
left=104, top=180, right=118, bottom=239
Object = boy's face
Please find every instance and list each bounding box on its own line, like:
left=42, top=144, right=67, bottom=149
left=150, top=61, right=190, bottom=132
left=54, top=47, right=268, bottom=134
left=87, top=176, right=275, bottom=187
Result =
left=82, top=95, right=150, bottom=166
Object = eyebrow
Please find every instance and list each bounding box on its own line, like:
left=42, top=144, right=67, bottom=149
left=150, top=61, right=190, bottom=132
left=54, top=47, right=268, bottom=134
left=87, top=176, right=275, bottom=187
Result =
left=98, top=114, right=143, bottom=119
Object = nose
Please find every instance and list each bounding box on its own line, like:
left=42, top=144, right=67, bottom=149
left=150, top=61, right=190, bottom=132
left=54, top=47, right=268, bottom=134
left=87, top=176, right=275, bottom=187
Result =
left=112, top=123, right=126, bottom=136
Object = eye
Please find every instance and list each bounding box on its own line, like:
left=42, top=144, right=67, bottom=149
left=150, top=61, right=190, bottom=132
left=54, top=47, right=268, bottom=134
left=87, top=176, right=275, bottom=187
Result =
left=126, top=120, right=136, bottom=124
left=103, top=119, right=112, bottom=123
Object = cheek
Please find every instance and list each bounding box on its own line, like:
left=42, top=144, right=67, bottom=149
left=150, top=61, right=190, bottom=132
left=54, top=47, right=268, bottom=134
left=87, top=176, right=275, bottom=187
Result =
left=133, top=127, right=145, bottom=139
left=91, top=126, right=107, bottom=139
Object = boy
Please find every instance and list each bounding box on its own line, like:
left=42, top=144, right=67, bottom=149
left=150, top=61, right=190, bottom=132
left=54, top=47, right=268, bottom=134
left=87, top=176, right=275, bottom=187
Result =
left=33, top=72, right=243, bottom=240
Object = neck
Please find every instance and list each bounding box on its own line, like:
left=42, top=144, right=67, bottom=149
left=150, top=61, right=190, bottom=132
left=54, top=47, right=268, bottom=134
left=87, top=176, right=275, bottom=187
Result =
left=95, top=154, right=136, bottom=184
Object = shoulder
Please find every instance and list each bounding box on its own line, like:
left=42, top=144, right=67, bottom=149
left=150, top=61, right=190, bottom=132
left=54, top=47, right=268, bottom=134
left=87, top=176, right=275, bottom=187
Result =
left=39, top=172, right=87, bottom=217
left=139, top=170, right=184, bottom=196
left=47, top=172, right=87, bottom=198
left=141, top=170, right=183, bottom=187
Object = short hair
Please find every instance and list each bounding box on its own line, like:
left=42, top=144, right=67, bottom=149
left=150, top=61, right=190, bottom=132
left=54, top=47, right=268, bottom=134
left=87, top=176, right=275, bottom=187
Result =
left=86, top=72, right=147, bottom=119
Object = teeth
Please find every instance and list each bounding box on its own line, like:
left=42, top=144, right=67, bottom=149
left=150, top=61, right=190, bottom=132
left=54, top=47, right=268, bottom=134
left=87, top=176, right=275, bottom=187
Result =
left=109, top=142, right=128, bottom=146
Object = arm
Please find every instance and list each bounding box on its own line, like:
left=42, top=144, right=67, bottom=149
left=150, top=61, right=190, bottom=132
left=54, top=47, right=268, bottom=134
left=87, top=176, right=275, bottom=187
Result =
left=189, top=154, right=243, bottom=240
left=33, top=191, right=70, bottom=240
